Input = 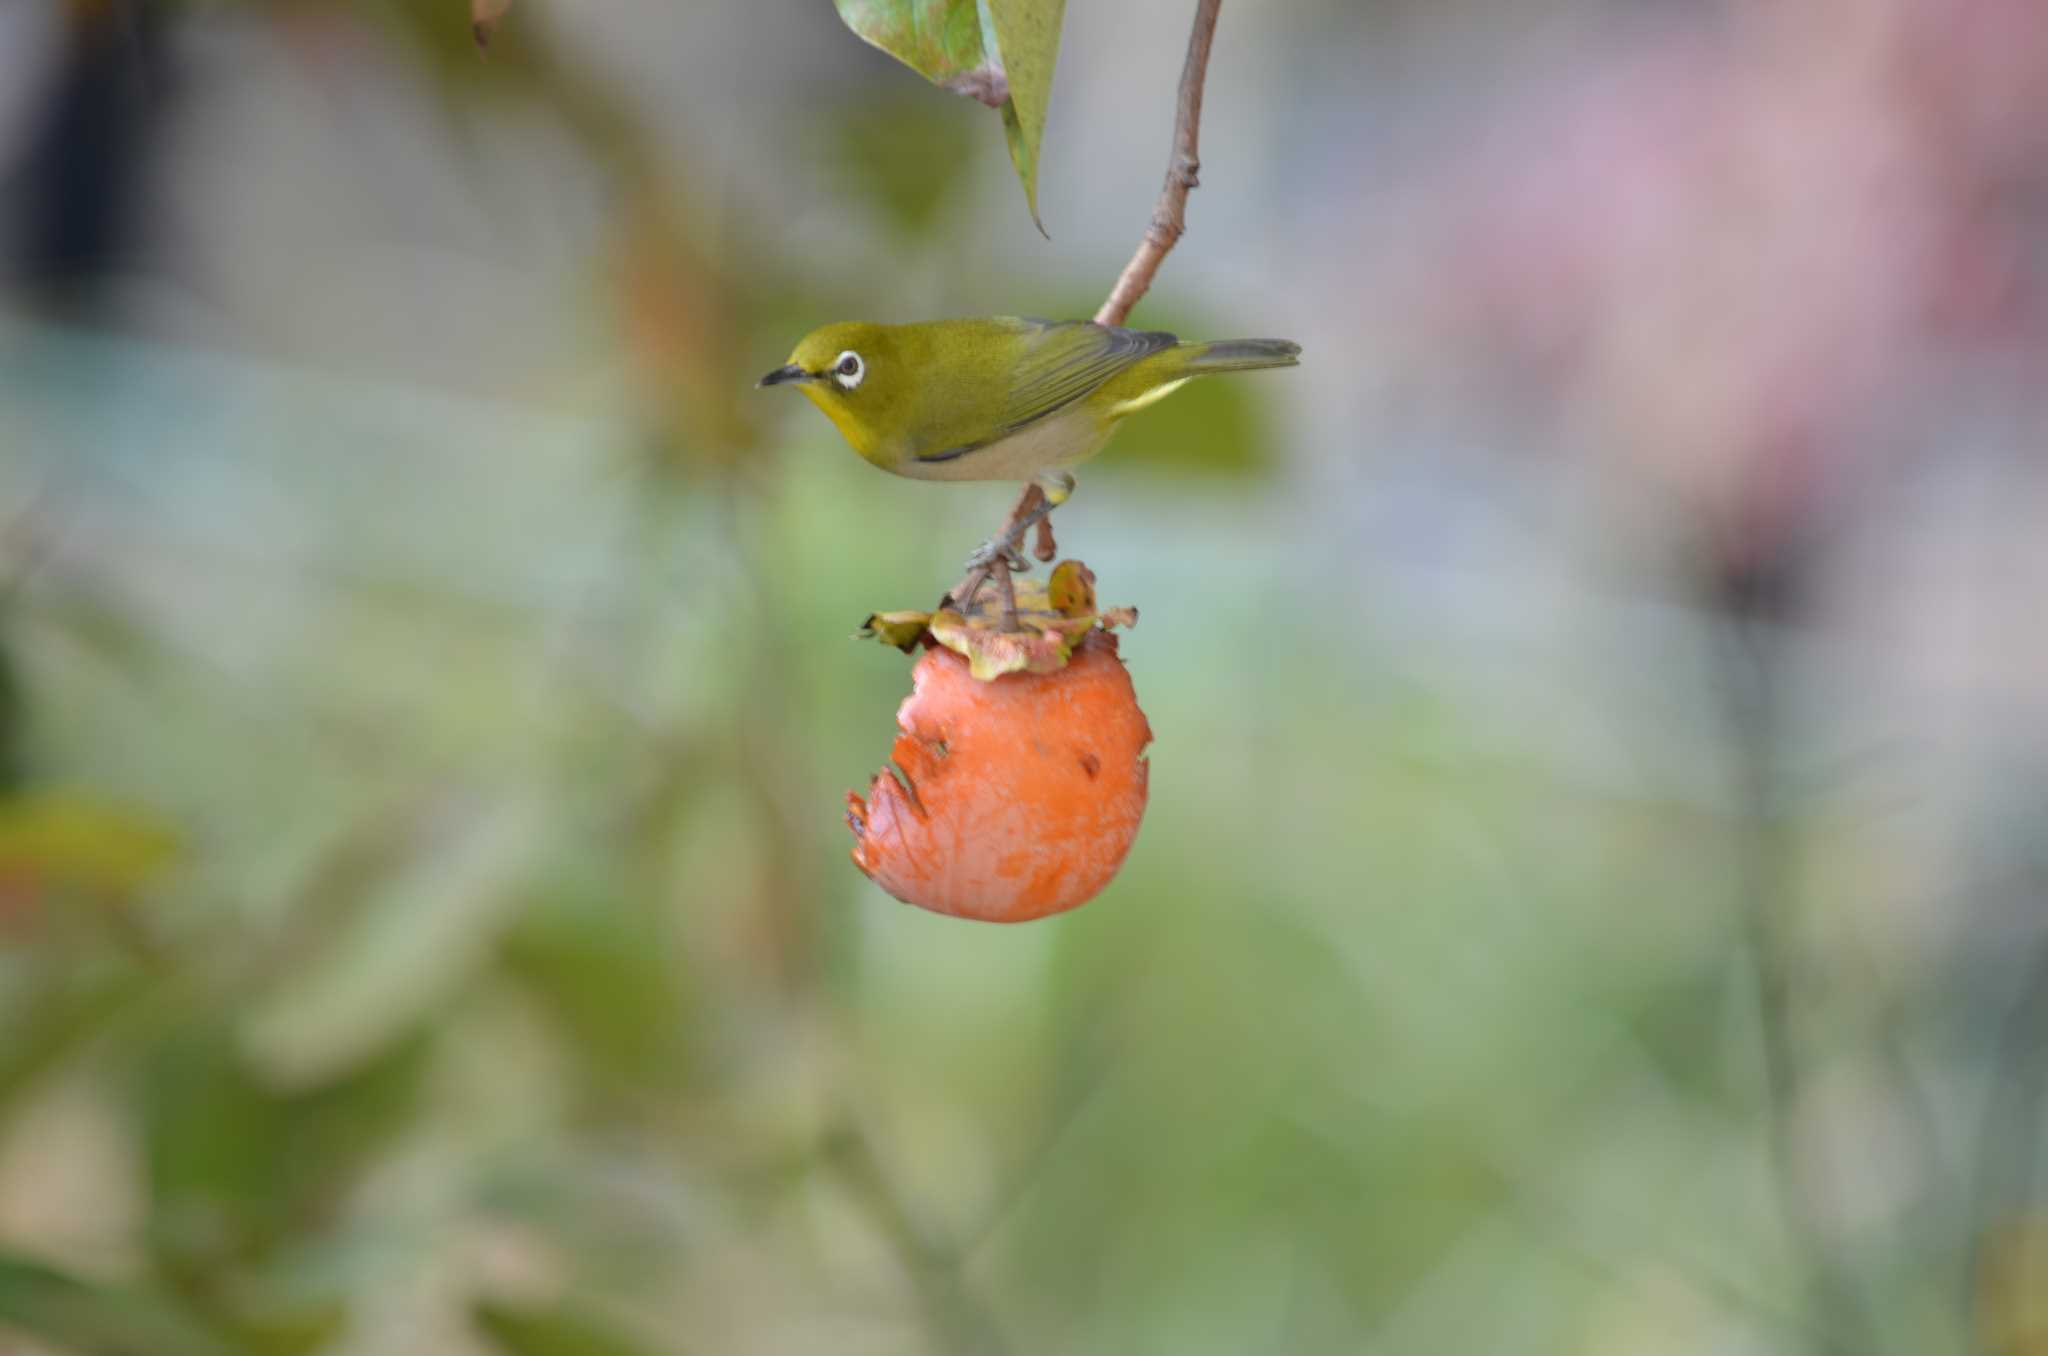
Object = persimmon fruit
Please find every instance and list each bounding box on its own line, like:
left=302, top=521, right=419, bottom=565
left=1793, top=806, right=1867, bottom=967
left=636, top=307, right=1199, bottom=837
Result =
left=846, top=631, right=1152, bottom=922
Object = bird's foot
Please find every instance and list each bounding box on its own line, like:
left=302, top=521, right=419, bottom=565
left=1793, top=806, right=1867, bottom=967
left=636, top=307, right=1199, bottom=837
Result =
left=949, top=480, right=1072, bottom=627
left=961, top=531, right=1030, bottom=579
left=955, top=530, right=1031, bottom=630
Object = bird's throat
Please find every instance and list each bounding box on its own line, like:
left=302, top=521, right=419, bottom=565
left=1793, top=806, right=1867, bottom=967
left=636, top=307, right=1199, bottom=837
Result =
left=800, top=387, right=892, bottom=469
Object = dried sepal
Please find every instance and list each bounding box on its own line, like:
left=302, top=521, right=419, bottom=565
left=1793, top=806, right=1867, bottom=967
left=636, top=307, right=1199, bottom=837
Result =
left=858, top=611, right=933, bottom=652
left=854, top=559, right=1134, bottom=681
left=1046, top=558, right=1095, bottom=615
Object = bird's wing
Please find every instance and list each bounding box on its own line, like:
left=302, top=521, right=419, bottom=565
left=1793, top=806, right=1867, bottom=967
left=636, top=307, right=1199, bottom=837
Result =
left=997, top=321, right=1181, bottom=433
left=916, top=320, right=1178, bottom=464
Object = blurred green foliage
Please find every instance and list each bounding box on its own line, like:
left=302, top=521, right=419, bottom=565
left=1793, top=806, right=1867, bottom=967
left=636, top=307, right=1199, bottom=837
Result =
left=0, top=1, right=2021, bottom=1354
left=0, top=1254, right=235, bottom=1356
left=817, top=95, right=982, bottom=240
left=472, top=1297, right=656, bottom=1356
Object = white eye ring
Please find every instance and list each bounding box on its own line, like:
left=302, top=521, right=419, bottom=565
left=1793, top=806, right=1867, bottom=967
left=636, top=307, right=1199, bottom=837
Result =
left=831, top=350, right=865, bottom=390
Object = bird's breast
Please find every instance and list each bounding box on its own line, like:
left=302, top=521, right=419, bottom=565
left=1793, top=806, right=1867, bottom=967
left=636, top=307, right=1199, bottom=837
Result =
left=896, top=407, right=1114, bottom=483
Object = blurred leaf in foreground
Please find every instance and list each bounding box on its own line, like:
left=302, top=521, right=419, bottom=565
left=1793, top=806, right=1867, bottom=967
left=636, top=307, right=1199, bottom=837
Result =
left=0, top=963, right=157, bottom=1115
left=498, top=871, right=695, bottom=1098
left=474, top=1296, right=659, bottom=1356
left=0, top=1253, right=232, bottom=1356
left=141, top=1027, right=429, bottom=1274
left=0, top=793, right=180, bottom=900
left=832, top=0, right=1065, bottom=231
left=1978, top=1219, right=2048, bottom=1356
left=238, top=799, right=538, bottom=1087
left=818, top=96, right=979, bottom=238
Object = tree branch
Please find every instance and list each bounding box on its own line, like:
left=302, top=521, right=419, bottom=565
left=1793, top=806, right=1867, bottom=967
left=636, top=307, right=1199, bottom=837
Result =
left=953, top=0, right=1224, bottom=608
left=1096, top=0, right=1221, bottom=328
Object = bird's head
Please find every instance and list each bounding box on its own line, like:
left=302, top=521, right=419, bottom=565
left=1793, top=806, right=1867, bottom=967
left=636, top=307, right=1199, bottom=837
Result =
left=757, top=321, right=903, bottom=457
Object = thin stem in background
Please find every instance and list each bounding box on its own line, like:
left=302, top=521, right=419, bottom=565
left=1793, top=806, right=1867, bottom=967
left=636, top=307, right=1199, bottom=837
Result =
left=1968, top=918, right=2048, bottom=1351
left=1716, top=612, right=1878, bottom=1356
left=828, top=1119, right=1015, bottom=1356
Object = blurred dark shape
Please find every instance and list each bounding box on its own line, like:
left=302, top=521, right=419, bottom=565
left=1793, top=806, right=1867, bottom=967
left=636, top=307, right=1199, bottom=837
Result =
left=1706, top=522, right=1813, bottom=625
left=9, top=0, right=170, bottom=319
left=0, top=636, right=20, bottom=794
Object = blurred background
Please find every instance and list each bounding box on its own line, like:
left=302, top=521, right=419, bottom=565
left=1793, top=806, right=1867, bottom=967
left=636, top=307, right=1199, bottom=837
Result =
left=3, top=0, right=2048, bottom=1351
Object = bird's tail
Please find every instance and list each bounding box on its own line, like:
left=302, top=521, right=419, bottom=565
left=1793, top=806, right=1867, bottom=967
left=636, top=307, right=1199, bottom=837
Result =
left=1181, top=338, right=1302, bottom=372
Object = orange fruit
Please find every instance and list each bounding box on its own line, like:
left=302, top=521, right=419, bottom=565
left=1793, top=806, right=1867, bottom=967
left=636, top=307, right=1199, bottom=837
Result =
left=846, top=632, right=1152, bottom=922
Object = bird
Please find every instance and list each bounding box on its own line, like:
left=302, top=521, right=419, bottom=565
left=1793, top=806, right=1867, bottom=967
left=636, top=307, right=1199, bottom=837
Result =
left=758, top=316, right=1300, bottom=569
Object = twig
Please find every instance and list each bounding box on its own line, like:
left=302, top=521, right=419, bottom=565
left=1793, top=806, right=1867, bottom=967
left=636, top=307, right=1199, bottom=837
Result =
left=952, top=0, right=1224, bottom=608
left=1096, top=0, right=1222, bottom=330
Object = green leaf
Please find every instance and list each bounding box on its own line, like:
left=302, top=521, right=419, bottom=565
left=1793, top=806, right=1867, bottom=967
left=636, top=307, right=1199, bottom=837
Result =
left=832, top=1, right=1001, bottom=100
left=0, top=1253, right=233, bottom=1356
left=473, top=1297, right=659, bottom=1356
left=988, top=0, right=1065, bottom=235
left=831, top=0, right=1066, bottom=232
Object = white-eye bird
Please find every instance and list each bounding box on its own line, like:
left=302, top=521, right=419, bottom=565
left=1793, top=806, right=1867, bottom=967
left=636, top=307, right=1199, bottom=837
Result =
left=758, top=316, right=1300, bottom=563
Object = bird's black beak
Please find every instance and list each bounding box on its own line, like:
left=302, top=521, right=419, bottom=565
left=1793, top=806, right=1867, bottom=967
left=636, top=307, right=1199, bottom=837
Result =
left=756, top=363, right=811, bottom=389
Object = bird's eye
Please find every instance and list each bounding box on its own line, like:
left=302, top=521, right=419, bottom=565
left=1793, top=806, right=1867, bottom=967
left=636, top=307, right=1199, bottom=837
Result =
left=832, top=350, right=865, bottom=390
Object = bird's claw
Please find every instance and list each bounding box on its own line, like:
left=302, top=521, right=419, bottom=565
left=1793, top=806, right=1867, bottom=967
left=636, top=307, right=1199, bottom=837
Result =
left=962, top=534, right=1029, bottom=577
